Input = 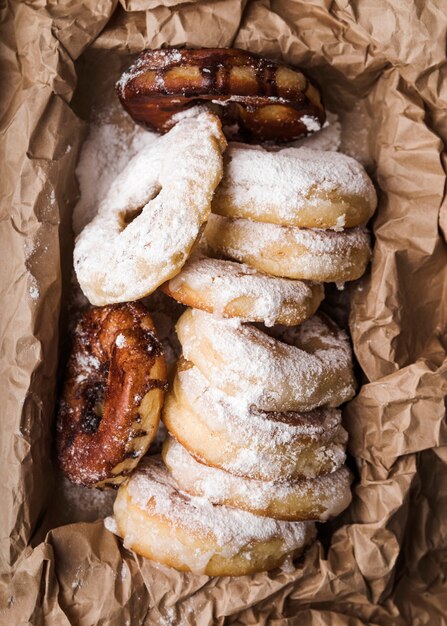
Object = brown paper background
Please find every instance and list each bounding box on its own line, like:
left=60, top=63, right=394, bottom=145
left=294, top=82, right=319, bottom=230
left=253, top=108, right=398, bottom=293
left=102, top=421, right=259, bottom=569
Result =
left=1, top=1, right=446, bottom=624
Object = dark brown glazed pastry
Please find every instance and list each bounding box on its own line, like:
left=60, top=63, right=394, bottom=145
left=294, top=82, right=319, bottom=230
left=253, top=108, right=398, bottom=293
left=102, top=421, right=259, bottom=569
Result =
left=116, top=47, right=325, bottom=142
left=56, top=302, right=167, bottom=487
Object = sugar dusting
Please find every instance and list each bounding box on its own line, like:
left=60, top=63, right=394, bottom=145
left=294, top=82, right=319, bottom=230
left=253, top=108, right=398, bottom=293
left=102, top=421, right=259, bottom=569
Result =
left=73, top=119, right=157, bottom=236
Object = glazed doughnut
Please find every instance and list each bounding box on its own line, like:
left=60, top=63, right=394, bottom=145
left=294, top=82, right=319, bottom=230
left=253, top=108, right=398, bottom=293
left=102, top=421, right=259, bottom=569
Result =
left=205, top=214, right=371, bottom=283
left=163, top=359, right=347, bottom=481
left=74, top=112, right=226, bottom=306
left=57, top=303, right=167, bottom=487
left=212, top=144, right=377, bottom=228
left=110, top=457, right=316, bottom=576
left=116, top=47, right=325, bottom=143
left=161, top=254, right=324, bottom=326
left=176, top=308, right=355, bottom=412
left=163, top=436, right=352, bottom=522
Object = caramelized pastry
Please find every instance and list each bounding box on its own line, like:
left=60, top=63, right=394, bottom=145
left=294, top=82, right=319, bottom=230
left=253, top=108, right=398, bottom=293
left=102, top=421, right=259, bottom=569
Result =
left=57, top=302, right=167, bottom=487
left=116, top=47, right=325, bottom=142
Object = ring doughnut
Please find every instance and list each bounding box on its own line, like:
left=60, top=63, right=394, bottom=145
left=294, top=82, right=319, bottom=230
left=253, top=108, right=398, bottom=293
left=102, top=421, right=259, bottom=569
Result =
left=175, top=308, right=356, bottom=412
left=163, top=359, right=347, bottom=481
left=163, top=436, right=352, bottom=522
left=110, top=457, right=316, bottom=576
left=57, top=302, right=167, bottom=487
left=161, top=254, right=324, bottom=326
left=205, top=214, right=371, bottom=283
left=74, top=112, right=226, bottom=306
left=212, top=143, right=377, bottom=228
left=116, top=47, right=325, bottom=143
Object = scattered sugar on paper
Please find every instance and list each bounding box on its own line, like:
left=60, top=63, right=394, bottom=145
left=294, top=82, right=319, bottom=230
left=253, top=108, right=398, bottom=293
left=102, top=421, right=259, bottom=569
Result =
left=73, top=113, right=157, bottom=235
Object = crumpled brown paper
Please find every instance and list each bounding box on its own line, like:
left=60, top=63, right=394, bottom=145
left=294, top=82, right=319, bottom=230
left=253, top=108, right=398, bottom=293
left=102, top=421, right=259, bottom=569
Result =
left=1, top=1, right=446, bottom=624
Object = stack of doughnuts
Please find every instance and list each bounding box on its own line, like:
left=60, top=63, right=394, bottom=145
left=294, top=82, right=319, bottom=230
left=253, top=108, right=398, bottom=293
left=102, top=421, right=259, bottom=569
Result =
left=60, top=47, right=378, bottom=578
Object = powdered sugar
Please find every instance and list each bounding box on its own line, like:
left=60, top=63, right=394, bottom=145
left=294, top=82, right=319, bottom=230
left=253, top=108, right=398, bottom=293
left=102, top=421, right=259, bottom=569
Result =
left=73, top=121, right=157, bottom=236
left=115, top=333, right=126, bottom=348
left=301, top=115, right=321, bottom=133
left=291, top=111, right=341, bottom=151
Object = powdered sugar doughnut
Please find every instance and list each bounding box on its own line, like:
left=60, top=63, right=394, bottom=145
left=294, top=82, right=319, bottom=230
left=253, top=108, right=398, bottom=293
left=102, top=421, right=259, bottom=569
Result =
left=176, top=308, right=356, bottom=412
left=57, top=303, right=167, bottom=487
left=163, top=359, right=347, bottom=481
left=212, top=144, right=377, bottom=228
left=163, top=436, right=352, bottom=522
left=110, top=457, right=316, bottom=576
left=162, top=254, right=324, bottom=326
left=74, top=112, right=226, bottom=306
left=205, top=214, right=371, bottom=283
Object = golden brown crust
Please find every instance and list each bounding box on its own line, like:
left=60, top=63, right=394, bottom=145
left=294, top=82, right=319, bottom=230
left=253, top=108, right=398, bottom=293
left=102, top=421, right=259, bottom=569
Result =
left=116, top=47, right=325, bottom=142
left=56, top=302, right=167, bottom=487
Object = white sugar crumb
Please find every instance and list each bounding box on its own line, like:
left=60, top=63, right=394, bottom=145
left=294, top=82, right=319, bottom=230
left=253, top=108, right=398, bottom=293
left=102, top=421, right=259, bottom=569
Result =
left=29, top=281, right=39, bottom=300
left=73, top=115, right=157, bottom=235
left=104, top=515, right=119, bottom=534
left=115, top=333, right=126, bottom=348
left=301, top=114, right=322, bottom=133
left=292, top=111, right=341, bottom=151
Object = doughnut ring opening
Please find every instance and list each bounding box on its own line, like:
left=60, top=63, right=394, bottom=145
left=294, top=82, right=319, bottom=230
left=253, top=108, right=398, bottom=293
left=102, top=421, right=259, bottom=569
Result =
left=163, top=436, right=353, bottom=522
left=57, top=302, right=167, bottom=487
left=163, top=359, right=348, bottom=481
left=110, top=457, right=316, bottom=576
left=162, top=254, right=324, bottom=326
left=74, top=112, right=226, bottom=306
left=212, top=143, right=377, bottom=228
left=205, top=214, right=372, bottom=283
left=176, top=308, right=356, bottom=412
left=116, top=47, right=325, bottom=143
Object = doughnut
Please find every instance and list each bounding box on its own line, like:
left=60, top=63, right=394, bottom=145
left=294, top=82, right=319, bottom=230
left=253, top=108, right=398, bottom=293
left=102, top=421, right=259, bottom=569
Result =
left=176, top=308, right=356, bottom=412
left=56, top=302, right=167, bottom=487
left=110, top=457, right=316, bottom=576
left=116, top=47, right=325, bottom=142
left=161, top=254, right=324, bottom=326
left=163, top=435, right=352, bottom=522
left=212, top=143, right=377, bottom=228
left=205, top=214, right=371, bottom=283
left=163, top=359, right=347, bottom=481
left=74, top=112, right=226, bottom=306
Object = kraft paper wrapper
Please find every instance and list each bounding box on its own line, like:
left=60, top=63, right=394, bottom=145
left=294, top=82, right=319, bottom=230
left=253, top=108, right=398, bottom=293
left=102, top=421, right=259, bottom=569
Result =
left=1, top=1, right=447, bottom=624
